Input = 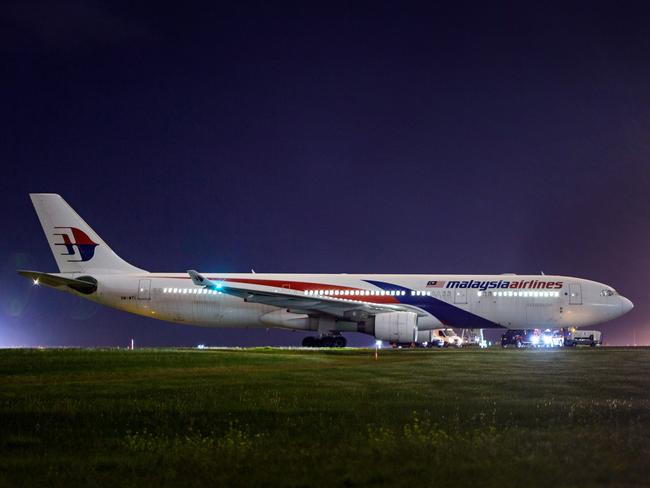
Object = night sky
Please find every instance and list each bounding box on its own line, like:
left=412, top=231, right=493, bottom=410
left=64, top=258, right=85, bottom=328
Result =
left=1, top=2, right=648, bottom=347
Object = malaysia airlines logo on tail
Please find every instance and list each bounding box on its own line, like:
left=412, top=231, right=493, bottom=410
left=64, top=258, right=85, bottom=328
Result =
left=53, top=227, right=99, bottom=262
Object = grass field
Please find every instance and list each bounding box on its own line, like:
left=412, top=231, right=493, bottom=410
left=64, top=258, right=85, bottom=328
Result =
left=1, top=347, right=650, bottom=487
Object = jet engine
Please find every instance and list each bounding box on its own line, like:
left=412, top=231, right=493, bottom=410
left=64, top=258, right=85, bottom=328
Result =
left=374, top=312, right=418, bottom=343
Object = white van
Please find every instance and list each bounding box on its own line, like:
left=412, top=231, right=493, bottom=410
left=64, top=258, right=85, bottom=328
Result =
left=433, top=328, right=463, bottom=348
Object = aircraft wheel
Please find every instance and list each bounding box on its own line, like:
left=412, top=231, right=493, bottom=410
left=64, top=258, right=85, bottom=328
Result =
left=334, top=336, right=347, bottom=348
left=321, top=336, right=335, bottom=348
left=302, top=336, right=317, bottom=347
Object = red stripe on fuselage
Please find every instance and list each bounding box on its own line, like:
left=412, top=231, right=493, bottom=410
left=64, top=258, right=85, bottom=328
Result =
left=153, top=276, right=401, bottom=304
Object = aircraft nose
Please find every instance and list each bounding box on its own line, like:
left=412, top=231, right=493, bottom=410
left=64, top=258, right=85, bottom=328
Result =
left=620, top=296, right=634, bottom=315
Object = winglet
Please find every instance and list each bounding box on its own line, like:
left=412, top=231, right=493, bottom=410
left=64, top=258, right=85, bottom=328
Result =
left=188, top=269, right=208, bottom=286
left=187, top=270, right=223, bottom=290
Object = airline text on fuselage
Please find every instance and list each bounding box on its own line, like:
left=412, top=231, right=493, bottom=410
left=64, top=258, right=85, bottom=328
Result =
left=443, top=280, right=564, bottom=291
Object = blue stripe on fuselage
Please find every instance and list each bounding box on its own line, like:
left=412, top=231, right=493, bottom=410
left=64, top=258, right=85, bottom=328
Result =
left=364, top=280, right=502, bottom=329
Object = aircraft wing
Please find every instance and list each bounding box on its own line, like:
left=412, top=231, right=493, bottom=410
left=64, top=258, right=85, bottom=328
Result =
left=187, top=270, right=420, bottom=319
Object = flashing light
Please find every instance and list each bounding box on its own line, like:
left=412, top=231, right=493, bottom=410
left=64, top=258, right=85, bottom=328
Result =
left=531, top=335, right=540, bottom=345
left=543, top=334, right=552, bottom=346
left=33, top=278, right=39, bottom=285
left=375, top=340, right=382, bottom=348
left=214, top=282, right=223, bottom=290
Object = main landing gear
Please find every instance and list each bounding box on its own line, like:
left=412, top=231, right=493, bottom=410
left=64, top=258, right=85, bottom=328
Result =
left=302, top=335, right=347, bottom=348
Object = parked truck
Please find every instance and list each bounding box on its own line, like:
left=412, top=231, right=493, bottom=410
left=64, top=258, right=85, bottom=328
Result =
left=564, top=329, right=602, bottom=347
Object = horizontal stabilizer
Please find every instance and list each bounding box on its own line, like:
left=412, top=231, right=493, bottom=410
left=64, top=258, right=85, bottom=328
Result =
left=18, top=270, right=98, bottom=295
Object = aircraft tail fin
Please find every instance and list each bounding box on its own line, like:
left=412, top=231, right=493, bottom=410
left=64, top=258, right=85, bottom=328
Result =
left=29, top=193, right=145, bottom=274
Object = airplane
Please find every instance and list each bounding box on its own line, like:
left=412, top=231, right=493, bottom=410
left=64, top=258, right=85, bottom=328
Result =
left=19, top=194, right=634, bottom=347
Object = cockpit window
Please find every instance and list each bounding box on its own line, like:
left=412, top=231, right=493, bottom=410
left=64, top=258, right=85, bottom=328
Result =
left=601, top=289, right=615, bottom=297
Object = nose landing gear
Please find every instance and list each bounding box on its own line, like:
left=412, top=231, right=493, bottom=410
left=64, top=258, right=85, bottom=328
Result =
left=302, top=335, right=347, bottom=348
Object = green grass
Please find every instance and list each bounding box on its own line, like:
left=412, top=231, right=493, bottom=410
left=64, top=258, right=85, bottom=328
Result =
left=1, top=347, right=650, bottom=487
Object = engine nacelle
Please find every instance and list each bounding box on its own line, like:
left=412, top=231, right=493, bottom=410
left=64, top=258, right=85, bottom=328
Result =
left=374, top=312, right=418, bottom=343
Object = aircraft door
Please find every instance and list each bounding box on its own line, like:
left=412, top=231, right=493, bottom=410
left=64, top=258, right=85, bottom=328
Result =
left=569, top=283, right=582, bottom=305
left=453, top=288, right=467, bottom=304
left=138, top=279, right=151, bottom=300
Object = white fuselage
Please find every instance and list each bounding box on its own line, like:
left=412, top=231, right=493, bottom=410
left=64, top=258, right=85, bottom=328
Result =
left=78, top=273, right=632, bottom=333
